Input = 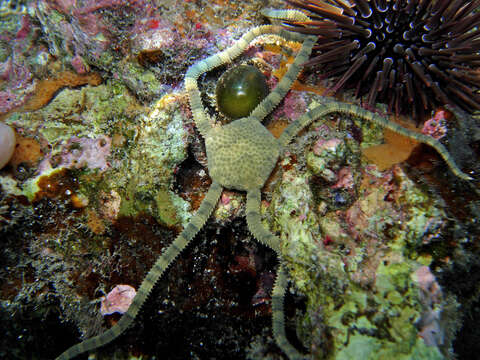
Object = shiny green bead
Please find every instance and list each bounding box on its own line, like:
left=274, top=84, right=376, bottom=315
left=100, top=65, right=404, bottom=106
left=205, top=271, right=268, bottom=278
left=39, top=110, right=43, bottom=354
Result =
left=216, top=64, right=269, bottom=119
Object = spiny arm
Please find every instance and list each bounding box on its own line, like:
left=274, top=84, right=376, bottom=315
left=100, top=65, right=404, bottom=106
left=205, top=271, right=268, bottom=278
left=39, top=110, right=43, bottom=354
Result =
left=278, top=102, right=473, bottom=181
left=246, top=189, right=305, bottom=360
left=248, top=8, right=315, bottom=122
left=185, top=20, right=309, bottom=138
left=246, top=188, right=281, bottom=253
left=249, top=34, right=316, bottom=122
left=260, top=8, right=312, bottom=24
left=56, top=182, right=223, bottom=360
left=185, top=25, right=293, bottom=138
left=272, top=265, right=307, bottom=360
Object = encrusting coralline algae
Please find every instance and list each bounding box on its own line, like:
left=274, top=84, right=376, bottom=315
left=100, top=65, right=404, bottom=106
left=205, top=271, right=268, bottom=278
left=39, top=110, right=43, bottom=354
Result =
left=0, top=1, right=479, bottom=359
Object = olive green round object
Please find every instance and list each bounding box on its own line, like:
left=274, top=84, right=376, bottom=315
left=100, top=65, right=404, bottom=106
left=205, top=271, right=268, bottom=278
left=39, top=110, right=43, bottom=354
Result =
left=216, top=64, right=269, bottom=120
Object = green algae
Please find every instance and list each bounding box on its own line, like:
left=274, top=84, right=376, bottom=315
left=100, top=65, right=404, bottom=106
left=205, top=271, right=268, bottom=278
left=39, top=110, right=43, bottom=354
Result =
left=22, top=167, right=64, bottom=201
left=0, top=174, right=23, bottom=197
left=4, top=79, right=190, bottom=228
left=301, top=255, right=445, bottom=359
left=0, top=9, right=27, bottom=35
left=97, top=50, right=116, bottom=69
left=393, top=171, right=447, bottom=251
left=268, top=164, right=321, bottom=262
left=266, top=101, right=452, bottom=359
left=118, top=185, right=190, bottom=228
left=121, top=61, right=167, bottom=101
left=336, top=335, right=443, bottom=360
left=213, top=192, right=244, bottom=223
left=106, top=92, right=191, bottom=227
left=6, top=80, right=141, bottom=145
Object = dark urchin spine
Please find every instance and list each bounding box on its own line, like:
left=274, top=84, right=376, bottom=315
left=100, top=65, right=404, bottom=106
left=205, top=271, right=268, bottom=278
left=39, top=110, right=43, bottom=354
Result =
left=285, top=0, right=480, bottom=122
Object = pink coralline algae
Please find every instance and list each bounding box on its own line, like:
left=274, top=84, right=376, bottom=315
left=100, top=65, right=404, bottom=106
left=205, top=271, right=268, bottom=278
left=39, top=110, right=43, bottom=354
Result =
left=15, top=14, right=31, bottom=40
left=100, top=284, right=137, bottom=316
left=36, top=0, right=156, bottom=62
left=331, top=166, right=354, bottom=190
left=59, top=136, right=112, bottom=171
left=312, top=138, right=342, bottom=156
left=70, top=54, right=88, bottom=74
left=414, top=266, right=443, bottom=308
left=0, top=89, right=27, bottom=114
left=422, top=110, right=448, bottom=140
left=221, top=192, right=231, bottom=205
left=418, top=309, right=444, bottom=347
left=254, top=50, right=283, bottom=71
left=413, top=266, right=445, bottom=347
left=272, top=90, right=307, bottom=122
left=0, top=14, right=37, bottom=114
left=38, top=136, right=112, bottom=173
left=131, top=17, right=220, bottom=86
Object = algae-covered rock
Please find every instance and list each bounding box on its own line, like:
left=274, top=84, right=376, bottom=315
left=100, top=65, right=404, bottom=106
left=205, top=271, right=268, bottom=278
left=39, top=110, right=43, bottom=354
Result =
left=5, top=79, right=190, bottom=227
left=111, top=92, right=191, bottom=226
left=267, top=96, right=454, bottom=359
left=6, top=80, right=142, bottom=145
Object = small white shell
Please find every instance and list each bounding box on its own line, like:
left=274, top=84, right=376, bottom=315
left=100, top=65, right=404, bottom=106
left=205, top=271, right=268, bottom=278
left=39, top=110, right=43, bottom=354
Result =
left=0, top=123, right=15, bottom=169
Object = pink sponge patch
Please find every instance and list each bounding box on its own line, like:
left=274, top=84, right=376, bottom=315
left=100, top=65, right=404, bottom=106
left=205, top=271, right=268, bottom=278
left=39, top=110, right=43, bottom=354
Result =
left=0, top=122, right=16, bottom=169
left=100, top=284, right=137, bottom=316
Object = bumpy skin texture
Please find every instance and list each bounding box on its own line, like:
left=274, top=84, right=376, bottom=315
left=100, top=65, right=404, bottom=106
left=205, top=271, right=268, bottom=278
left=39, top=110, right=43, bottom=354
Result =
left=206, top=119, right=280, bottom=191
left=56, top=8, right=473, bottom=360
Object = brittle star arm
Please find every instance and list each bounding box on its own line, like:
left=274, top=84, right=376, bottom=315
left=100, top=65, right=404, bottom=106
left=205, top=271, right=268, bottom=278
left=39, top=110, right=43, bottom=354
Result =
left=184, top=21, right=311, bottom=137
left=56, top=182, right=223, bottom=360
left=273, top=265, right=306, bottom=360
left=246, top=189, right=306, bottom=360
left=278, top=102, right=473, bottom=181
left=184, top=25, right=290, bottom=137
left=260, top=8, right=312, bottom=24
left=249, top=33, right=316, bottom=122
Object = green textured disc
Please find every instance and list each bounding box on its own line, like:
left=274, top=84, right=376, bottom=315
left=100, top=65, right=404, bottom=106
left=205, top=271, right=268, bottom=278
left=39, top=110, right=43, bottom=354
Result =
left=216, top=64, right=269, bottom=119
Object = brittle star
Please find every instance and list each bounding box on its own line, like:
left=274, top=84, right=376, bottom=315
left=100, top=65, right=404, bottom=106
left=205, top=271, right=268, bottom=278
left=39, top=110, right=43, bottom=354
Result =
left=56, top=8, right=472, bottom=360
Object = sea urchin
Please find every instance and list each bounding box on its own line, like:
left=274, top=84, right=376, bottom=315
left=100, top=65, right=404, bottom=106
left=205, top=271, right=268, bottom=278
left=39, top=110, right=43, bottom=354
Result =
left=284, top=0, right=480, bottom=122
